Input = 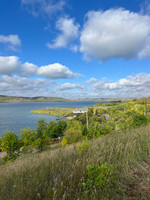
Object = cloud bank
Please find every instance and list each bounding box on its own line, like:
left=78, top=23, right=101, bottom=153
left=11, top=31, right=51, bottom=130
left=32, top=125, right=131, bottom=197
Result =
left=56, top=83, right=85, bottom=90
left=0, top=75, right=51, bottom=97
left=92, top=73, right=150, bottom=97
left=0, top=56, right=79, bottom=80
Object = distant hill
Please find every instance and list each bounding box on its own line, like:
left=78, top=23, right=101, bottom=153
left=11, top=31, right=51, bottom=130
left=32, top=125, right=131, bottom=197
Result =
left=70, top=97, right=140, bottom=102
left=0, top=95, right=70, bottom=103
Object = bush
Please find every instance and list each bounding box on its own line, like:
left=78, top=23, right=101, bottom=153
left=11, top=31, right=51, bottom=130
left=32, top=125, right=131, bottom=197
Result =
left=47, top=120, right=67, bottom=138
left=77, top=139, right=91, bottom=152
left=61, top=138, right=68, bottom=146
left=0, top=131, right=19, bottom=160
left=119, top=114, right=150, bottom=130
left=81, top=162, right=119, bottom=191
left=63, top=129, right=83, bottom=144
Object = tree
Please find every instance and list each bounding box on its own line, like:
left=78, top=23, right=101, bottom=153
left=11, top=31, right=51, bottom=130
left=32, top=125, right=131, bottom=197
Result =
left=47, top=120, right=57, bottom=138
left=63, top=129, right=83, bottom=144
left=0, top=131, right=19, bottom=159
left=88, top=122, right=100, bottom=138
left=20, top=128, right=37, bottom=153
left=56, top=120, right=67, bottom=137
left=35, top=119, right=51, bottom=152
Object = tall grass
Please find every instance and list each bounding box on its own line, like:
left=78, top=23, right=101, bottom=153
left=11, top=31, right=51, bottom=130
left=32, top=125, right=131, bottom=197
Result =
left=1, top=125, right=150, bottom=199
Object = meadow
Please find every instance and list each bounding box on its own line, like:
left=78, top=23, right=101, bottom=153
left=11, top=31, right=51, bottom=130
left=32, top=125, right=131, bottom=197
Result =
left=0, top=125, right=150, bottom=199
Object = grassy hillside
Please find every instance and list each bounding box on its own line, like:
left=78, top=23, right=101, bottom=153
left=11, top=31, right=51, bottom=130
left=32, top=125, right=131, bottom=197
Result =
left=0, top=125, right=150, bottom=199
left=0, top=95, right=69, bottom=103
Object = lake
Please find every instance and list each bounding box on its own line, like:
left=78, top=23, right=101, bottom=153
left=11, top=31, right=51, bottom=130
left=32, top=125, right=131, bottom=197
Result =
left=0, top=101, right=99, bottom=136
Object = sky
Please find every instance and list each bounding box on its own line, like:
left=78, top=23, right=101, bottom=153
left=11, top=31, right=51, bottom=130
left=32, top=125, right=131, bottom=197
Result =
left=0, top=0, right=150, bottom=98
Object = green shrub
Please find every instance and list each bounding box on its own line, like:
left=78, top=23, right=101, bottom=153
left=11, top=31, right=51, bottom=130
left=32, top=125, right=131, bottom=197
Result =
left=61, top=137, right=68, bottom=146
left=20, top=128, right=37, bottom=154
left=0, top=131, right=19, bottom=160
left=77, top=139, right=91, bottom=152
left=81, top=162, right=119, bottom=191
left=63, top=129, right=83, bottom=144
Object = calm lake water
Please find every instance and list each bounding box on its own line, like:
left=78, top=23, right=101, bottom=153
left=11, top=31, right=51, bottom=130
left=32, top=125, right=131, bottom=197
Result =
left=0, top=101, right=99, bottom=136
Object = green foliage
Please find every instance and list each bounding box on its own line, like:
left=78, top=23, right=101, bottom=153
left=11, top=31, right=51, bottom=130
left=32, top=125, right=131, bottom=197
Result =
left=35, top=119, right=51, bottom=152
left=66, top=119, right=82, bottom=131
left=81, top=162, right=119, bottom=191
left=88, top=121, right=101, bottom=138
left=36, top=119, right=48, bottom=138
left=88, top=119, right=115, bottom=138
left=132, top=114, right=149, bottom=127
left=119, top=114, right=149, bottom=130
left=47, top=120, right=57, bottom=138
left=88, top=108, right=94, bottom=116
left=90, top=115, right=105, bottom=123
left=75, top=113, right=86, bottom=124
left=77, top=139, right=91, bottom=152
left=55, top=120, right=67, bottom=137
left=0, top=131, right=19, bottom=160
left=63, top=129, right=83, bottom=144
left=81, top=125, right=88, bottom=136
left=46, top=120, right=66, bottom=138
left=61, top=137, right=68, bottom=146
left=95, top=100, right=122, bottom=107
left=20, top=128, right=37, bottom=153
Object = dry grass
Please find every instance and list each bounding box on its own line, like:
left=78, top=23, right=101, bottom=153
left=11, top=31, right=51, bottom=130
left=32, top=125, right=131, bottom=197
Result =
left=1, top=125, right=150, bottom=199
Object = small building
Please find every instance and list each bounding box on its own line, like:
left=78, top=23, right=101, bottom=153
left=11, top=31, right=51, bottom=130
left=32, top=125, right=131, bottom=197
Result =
left=73, top=108, right=88, bottom=115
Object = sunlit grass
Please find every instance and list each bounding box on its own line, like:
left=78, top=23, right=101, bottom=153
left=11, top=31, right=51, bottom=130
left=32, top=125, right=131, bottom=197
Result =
left=32, top=107, right=74, bottom=117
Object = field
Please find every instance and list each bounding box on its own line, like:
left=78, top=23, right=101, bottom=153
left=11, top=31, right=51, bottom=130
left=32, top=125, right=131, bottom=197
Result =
left=0, top=125, right=150, bottom=199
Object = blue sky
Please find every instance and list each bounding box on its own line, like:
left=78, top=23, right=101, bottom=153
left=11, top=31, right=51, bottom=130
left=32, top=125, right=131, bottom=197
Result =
left=0, top=0, right=150, bottom=98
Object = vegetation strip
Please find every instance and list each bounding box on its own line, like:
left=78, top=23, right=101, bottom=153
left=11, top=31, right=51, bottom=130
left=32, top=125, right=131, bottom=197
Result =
left=1, top=98, right=150, bottom=199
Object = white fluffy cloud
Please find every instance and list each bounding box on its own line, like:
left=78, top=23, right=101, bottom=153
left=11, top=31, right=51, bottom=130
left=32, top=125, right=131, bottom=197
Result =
left=20, top=62, right=38, bottom=77
left=37, top=63, right=79, bottom=79
left=92, top=73, right=150, bottom=97
left=0, top=56, right=79, bottom=80
left=0, top=56, right=20, bottom=75
left=56, top=83, right=85, bottom=90
left=0, top=35, right=21, bottom=46
left=85, top=78, right=98, bottom=84
left=47, top=17, right=79, bottom=49
left=80, top=8, right=150, bottom=61
left=0, top=34, right=21, bottom=51
left=22, top=0, right=65, bottom=17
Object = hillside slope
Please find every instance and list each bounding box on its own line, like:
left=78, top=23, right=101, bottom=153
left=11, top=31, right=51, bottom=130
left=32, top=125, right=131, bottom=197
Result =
left=0, top=125, right=150, bottom=199
left=0, top=95, right=69, bottom=103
